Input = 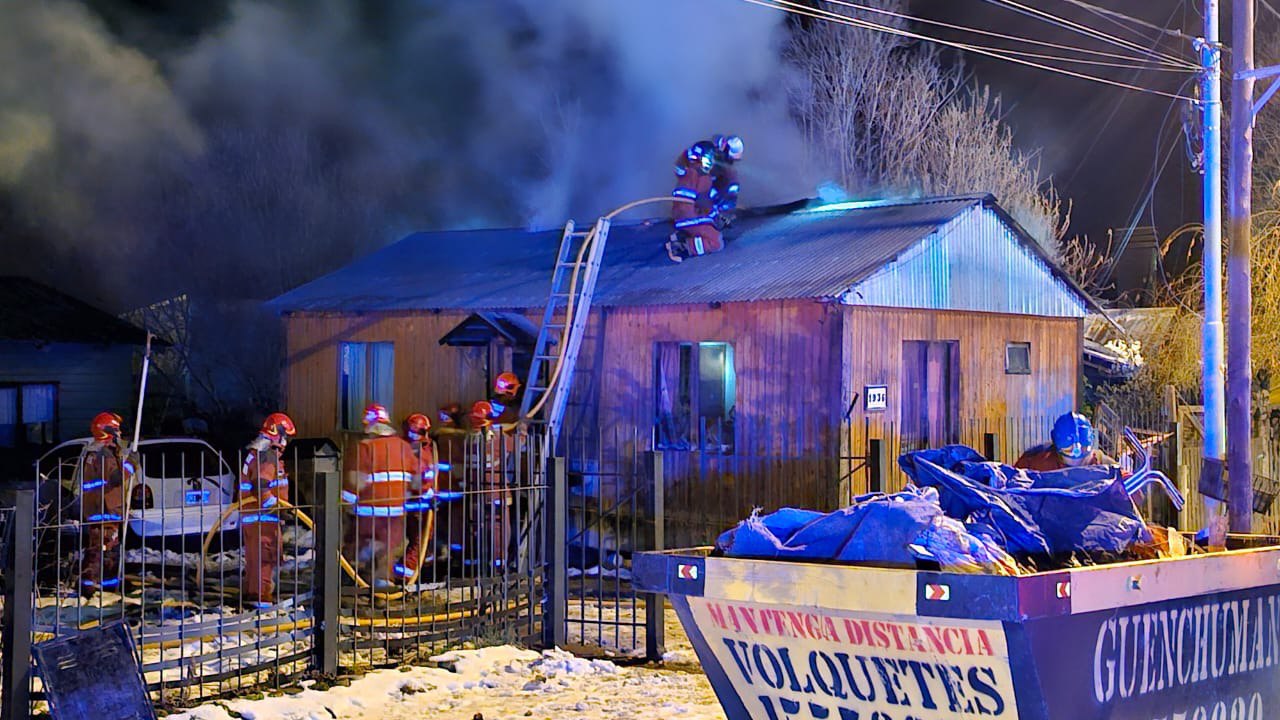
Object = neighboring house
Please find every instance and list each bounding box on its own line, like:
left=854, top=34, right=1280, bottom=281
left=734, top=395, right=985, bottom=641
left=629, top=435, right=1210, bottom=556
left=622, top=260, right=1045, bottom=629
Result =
left=0, top=277, right=150, bottom=458
left=1083, top=307, right=1176, bottom=384
left=268, top=195, right=1095, bottom=538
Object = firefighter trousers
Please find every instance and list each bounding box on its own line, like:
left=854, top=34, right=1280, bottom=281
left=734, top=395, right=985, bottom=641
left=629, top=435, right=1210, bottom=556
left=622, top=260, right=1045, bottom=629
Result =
left=80, top=485, right=124, bottom=596
left=396, top=508, right=436, bottom=581
left=344, top=511, right=407, bottom=584
left=241, top=510, right=281, bottom=605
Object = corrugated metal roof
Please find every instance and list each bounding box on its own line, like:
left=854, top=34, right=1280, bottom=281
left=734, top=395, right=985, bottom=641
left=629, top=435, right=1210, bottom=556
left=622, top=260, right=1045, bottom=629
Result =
left=1085, top=307, right=1179, bottom=345
left=0, top=277, right=151, bottom=345
left=269, top=194, right=1086, bottom=313
left=846, top=206, right=1087, bottom=317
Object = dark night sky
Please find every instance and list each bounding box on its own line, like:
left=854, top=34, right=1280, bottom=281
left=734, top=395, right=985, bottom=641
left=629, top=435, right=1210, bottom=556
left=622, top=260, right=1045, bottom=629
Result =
left=1, top=0, right=1263, bottom=311
left=909, top=0, right=1205, bottom=247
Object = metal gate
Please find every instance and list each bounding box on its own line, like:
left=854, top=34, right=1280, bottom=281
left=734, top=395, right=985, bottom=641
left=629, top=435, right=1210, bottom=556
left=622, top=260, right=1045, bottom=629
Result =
left=543, top=435, right=665, bottom=661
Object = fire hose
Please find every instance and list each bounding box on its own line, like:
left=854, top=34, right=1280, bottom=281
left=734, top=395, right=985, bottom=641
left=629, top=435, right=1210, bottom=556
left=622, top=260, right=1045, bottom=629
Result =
left=198, top=496, right=441, bottom=603
left=522, top=195, right=693, bottom=424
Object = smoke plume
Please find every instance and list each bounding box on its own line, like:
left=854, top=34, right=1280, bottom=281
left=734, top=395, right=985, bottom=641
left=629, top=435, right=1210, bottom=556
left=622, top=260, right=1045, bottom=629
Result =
left=0, top=0, right=814, bottom=308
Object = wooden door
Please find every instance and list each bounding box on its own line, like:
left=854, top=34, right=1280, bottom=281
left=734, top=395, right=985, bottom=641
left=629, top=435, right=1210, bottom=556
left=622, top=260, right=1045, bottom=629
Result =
left=901, top=340, right=959, bottom=450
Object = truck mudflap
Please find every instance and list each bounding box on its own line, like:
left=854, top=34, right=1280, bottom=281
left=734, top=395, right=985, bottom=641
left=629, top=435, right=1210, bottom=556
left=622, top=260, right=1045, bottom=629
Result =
left=635, top=545, right=1280, bottom=720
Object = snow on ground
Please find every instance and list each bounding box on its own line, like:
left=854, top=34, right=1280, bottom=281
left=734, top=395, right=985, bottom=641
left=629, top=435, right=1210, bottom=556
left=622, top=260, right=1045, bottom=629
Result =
left=168, top=646, right=723, bottom=720
left=168, top=607, right=722, bottom=720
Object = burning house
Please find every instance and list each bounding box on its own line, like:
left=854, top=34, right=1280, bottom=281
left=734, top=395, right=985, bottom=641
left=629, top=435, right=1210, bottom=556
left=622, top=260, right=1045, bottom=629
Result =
left=268, top=194, right=1095, bottom=544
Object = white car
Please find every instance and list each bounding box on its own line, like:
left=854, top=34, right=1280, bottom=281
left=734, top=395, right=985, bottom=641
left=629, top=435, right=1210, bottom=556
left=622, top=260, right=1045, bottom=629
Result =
left=37, top=437, right=242, bottom=548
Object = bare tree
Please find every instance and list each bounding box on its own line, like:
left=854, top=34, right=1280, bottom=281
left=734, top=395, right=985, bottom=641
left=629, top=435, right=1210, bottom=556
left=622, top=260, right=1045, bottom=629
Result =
left=784, top=0, right=1068, bottom=256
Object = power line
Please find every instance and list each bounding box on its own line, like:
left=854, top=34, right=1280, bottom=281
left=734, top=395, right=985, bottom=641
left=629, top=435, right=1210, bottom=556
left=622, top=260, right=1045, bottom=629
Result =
left=812, top=0, right=1197, bottom=70
left=1062, top=1, right=1191, bottom=188
left=1055, top=0, right=1193, bottom=43
left=744, top=0, right=1197, bottom=100
left=1262, top=0, right=1280, bottom=23
left=1111, top=76, right=1194, bottom=271
left=982, top=0, right=1193, bottom=68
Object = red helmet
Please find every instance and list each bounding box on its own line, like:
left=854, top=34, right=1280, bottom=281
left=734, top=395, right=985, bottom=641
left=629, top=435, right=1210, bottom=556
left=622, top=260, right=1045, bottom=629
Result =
left=469, top=401, right=494, bottom=429
left=261, top=412, right=296, bottom=447
left=437, top=403, right=461, bottom=426
left=404, top=412, right=431, bottom=438
left=494, top=372, right=521, bottom=396
left=363, top=403, right=391, bottom=430
left=91, top=412, right=124, bottom=443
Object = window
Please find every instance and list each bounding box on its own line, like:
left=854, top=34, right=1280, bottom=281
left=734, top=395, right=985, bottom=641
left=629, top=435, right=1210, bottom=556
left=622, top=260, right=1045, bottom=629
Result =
left=1005, top=342, right=1032, bottom=375
left=654, top=342, right=736, bottom=453
left=338, top=342, right=395, bottom=431
left=0, top=382, right=58, bottom=448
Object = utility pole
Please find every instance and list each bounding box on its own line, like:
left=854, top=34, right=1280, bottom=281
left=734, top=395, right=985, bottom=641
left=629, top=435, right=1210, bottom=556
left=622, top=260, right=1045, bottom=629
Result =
left=1227, top=0, right=1255, bottom=532
left=1198, top=0, right=1228, bottom=523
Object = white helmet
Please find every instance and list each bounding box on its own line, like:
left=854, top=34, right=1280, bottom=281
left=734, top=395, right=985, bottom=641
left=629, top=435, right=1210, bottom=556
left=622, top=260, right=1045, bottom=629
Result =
left=715, top=134, right=744, bottom=162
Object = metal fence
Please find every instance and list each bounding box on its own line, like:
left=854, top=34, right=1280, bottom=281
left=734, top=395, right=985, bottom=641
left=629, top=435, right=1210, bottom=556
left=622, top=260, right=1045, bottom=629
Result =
left=0, top=409, right=1215, bottom=715
left=2, top=429, right=551, bottom=716
left=544, top=433, right=664, bottom=661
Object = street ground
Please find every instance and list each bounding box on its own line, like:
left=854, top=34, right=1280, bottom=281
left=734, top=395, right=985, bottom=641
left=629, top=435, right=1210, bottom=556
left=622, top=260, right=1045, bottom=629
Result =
left=167, top=606, right=724, bottom=720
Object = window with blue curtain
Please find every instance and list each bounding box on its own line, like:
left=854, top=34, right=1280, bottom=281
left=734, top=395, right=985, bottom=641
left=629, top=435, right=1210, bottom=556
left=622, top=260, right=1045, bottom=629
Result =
left=21, top=383, right=56, bottom=445
left=338, top=342, right=394, bottom=431
left=0, top=383, right=57, bottom=447
left=0, top=388, right=17, bottom=448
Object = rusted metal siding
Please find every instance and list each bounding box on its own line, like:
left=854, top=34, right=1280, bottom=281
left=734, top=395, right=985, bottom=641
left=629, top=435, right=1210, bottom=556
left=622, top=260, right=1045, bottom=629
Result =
left=282, top=311, right=494, bottom=459
left=841, top=305, right=1082, bottom=497
left=844, top=206, right=1088, bottom=318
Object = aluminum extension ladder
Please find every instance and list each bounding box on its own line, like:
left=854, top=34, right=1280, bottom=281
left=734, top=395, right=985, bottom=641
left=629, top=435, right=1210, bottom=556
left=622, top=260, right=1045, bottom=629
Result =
left=519, top=217, right=611, bottom=447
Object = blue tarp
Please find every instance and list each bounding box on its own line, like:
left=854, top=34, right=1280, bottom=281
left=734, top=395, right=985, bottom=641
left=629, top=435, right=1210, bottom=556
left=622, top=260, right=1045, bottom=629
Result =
left=716, top=445, right=1151, bottom=568
left=715, top=488, right=943, bottom=568
left=898, top=445, right=1151, bottom=558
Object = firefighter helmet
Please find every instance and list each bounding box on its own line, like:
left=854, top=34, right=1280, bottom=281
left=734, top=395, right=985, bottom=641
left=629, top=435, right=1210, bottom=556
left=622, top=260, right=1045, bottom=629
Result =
left=90, top=412, right=124, bottom=443
left=438, top=403, right=461, bottom=426
left=404, top=412, right=431, bottom=439
left=261, top=412, right=296, bottom=447
left=494, top=372, right=521, bottom=396
left=469, top=401, right=494, bottom=429
left=1052, top=412, right=1095, bottom=461
left=363, top=404, right=391, bottom=430
left=686, top=142, right=714, bottom=174
left=715, top=134, right=744, bottom=162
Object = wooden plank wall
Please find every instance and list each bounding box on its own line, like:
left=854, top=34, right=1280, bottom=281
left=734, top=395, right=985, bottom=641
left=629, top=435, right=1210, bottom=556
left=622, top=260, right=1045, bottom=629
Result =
left=841, top=306, right=1082, bottom=498
left=566, top=299, right=845, bottom=547
left=282, top=311, right=492, bottom=459
left=0, top=341, right=136, bottom=444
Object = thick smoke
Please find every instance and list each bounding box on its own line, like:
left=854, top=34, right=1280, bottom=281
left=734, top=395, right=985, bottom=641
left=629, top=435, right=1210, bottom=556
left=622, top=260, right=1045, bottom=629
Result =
left=0, top=0, right=814, bottom=308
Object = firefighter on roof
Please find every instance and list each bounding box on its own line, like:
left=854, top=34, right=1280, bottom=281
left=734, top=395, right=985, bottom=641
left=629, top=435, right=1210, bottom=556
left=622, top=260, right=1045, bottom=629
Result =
left=238, top=412, right=295, bottom=607
left=1015, top=412, right=1117, bottom=471
left=667, top=134, right=743, bottom=263
left=344, top=403, right=420, bottom=587
left=395, top=412, right=438, bottom=581
left=79, top=411, right=139, bottom=597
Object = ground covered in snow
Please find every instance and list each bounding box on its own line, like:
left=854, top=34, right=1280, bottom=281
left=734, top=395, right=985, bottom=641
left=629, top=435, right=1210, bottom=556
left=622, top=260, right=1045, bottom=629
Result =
left=163, top=605, right=723, bottom=720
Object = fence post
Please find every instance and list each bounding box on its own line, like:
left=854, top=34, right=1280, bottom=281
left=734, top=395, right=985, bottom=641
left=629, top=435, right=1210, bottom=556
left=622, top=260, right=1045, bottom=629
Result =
left=982, top=433, right=1000, bottom=462
left=2, top=485, right=34, bottom=720
left=867, top=439, right=886, bottom=493
left=312, top=470, right=340, bottom=676
left=645, top=451, right=665, bottom=662
left=543, top=456, right=567, bottom=649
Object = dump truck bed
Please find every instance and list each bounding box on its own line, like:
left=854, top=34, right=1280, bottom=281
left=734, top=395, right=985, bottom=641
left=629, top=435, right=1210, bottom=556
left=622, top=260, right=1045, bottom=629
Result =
left=635, top=540, right=1280, bottom=720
